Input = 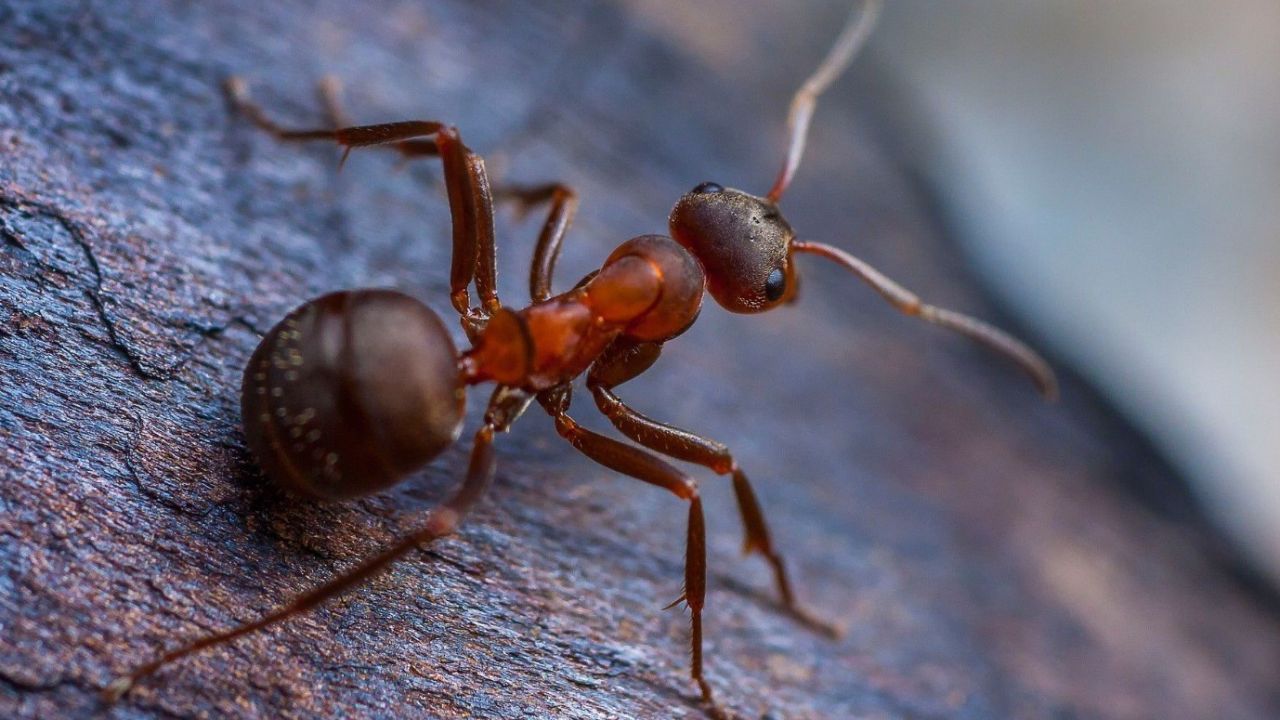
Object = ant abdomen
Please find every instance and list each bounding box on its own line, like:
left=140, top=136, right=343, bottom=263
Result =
left=241, top=289, right=466, bottom=500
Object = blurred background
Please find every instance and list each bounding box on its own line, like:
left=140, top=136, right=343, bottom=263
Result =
left=636, top=0, right=1280, bottom=588
left=877, top=0, right=1280, bottom=591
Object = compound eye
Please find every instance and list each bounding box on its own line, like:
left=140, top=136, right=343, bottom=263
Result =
left=764, top=266, right=787, bottom=302
left=691, top=181, right=724, bottom=194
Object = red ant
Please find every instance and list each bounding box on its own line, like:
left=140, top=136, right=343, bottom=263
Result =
left=105, top=1, right=1055, bottom=716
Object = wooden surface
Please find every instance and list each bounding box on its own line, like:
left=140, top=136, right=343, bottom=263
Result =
left=2, top=1, right=1279, bottom=718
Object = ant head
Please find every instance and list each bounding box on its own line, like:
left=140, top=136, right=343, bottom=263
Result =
left=668, top=182, right=798, bottom=313
left=667, top=1, right=882, bottom=313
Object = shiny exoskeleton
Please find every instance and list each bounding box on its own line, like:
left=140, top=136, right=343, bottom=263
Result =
left=242, top=289, right=467, bottom=500
left=106, top=2, right=1056, bottom=717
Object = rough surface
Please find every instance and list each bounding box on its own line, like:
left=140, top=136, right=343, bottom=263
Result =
left=2, top=1, right=1278, bottom=719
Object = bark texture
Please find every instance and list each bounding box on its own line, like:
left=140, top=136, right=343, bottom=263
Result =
left=2, top=1, right=1279, bottom=718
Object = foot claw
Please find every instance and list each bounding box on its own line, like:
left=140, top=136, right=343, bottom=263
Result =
left=698, top=692, right=736, bottom=720
left=101, top=676, right=133, bottom=704
left=662, top=593, right=688, bottom=611
left=788, top=605, right=844, bottom=639
left=317, top=75, right=343, bottom=97
left=223, top=76, right=252, bottom=109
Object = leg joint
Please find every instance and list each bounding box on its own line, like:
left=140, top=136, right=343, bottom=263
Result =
left=591, top=385, right=624, bottom=417
left=553, top=413, right=579, bottom=439
left=675, top=477, right=699, bottom=501
left=424, top=507, right=461, bottom=537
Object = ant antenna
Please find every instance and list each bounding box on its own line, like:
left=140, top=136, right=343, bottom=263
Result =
left=791, top=240, right=1059, bottom=400
left=767, top=0, right=882, bottom=203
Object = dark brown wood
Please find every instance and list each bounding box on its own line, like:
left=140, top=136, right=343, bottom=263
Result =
left=3, top=1, right=1280, bottom=719
left=105, top=423, right=498, bottom=704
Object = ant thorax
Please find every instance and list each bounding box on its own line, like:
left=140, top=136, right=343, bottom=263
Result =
left=462, top=235, right=705, bottom=391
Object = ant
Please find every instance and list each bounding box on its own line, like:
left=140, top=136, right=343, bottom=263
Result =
left=105, top=1, right=1055, bottom=717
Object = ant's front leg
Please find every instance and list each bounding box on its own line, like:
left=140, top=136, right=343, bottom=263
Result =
left=586, top=341, right=842, bottom=638
left=225, top=78, right=498, bottom=339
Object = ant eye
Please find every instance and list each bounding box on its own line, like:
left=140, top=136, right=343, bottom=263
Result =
left=691, top=182, right=723, bottom=194
left=764, top=267, right=787, bottom=301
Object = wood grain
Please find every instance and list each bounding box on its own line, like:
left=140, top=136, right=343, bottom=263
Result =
left=2, top=1, right=1278, bottom=718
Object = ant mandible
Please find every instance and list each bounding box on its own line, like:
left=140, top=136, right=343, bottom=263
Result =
left=106, top=1, right=1055, bottom=716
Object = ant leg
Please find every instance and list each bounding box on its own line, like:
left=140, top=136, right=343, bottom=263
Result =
left=433, top=128, right=499, bottom=329
left=228, top=78, right=572, bottom=282
left=225, top=76, right=441, bottom=159
left=224, top=79, right=497, bottom=334
left=103, top=423, right=498, bottom=704
left=537, top=387, right=727, bottom=719
left=791, top=240, right=1058, bottom=399
left=492, top=184, right=579, bottom=302
left=586, top=341, right=841, bottom=637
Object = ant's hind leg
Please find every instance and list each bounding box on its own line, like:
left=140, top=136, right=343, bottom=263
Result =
left=333, top=122, right=499, bottom=332
left=224, top=77, right=441, bottom=157
left=224, top=76, right=335, bottom=141
left=224, top=78, right=499, bottom=333
left=586, top=341, right=842, bottom=638
left=103, top=423, right=498, bottom=704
